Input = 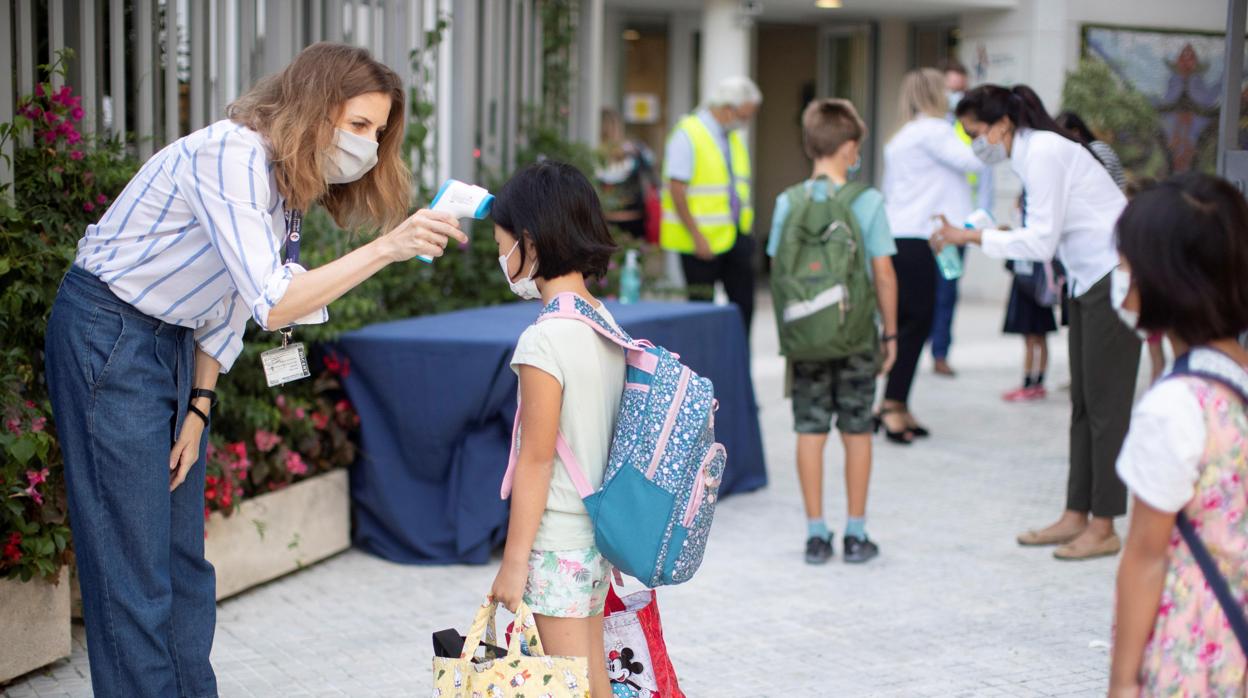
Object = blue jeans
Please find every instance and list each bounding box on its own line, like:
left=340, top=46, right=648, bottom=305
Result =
left=45, top=266, right=217, bottom=698
left=930, top=246, right=966, bottom=360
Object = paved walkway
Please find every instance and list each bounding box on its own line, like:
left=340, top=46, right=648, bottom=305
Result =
left=5, top=297, right=1134, bottom=697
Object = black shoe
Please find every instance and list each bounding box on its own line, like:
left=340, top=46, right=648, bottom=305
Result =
left=872, top=410, right=914, bottom=445
left=842, top=535, right=879, bottom=564
left=804, top=535, right=834, bottom=565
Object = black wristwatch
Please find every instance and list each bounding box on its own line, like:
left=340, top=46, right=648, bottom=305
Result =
left=188, top=388, right=217, bottom=426
left=882, top=333, right=898, bottom=342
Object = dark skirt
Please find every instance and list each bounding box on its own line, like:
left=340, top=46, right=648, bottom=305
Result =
left=1003, top=280, right=1058, bottom=335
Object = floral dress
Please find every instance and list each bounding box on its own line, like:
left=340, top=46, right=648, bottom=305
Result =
left=1139, top=378, right=1248, bottom=696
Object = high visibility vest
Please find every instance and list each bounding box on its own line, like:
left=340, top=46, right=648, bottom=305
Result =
left=660, top=114, right=754, bottom=255
left=956, top=120, right=981, bottom=195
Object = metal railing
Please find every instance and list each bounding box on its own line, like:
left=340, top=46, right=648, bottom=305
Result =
left=4, top=1, right=572, bottom=198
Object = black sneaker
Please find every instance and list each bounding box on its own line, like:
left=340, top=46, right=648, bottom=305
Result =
left=842, top=535, right=879, bottom=564
left=804, top=535, right=834, bottom=565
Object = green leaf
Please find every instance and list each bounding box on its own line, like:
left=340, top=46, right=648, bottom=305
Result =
left=9, top=436, right=36, bottom=464
left=0, top=258, right=11, bottom=276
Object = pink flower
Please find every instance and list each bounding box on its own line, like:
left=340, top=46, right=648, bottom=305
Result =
left=26, top=469, right=48, bottom=486
left=311, top=412, right=329, bottom=430
left=96, top=193, right=107, bottom=204
left=275, top=394, right=287, bottom=408
left=1198, top=642, right=1222, bottom=664
left=41, top=130, right=56, bottom=144
left=71, top=106, right=85, bottom=121
left=294, top=407, right=305, bottom=419
left=5, top=417, right=21, bottom=436
left=44, top=111, right=58, bottom=125
left=284, top=451, right=308, bottom=476
left=83, top=201, right=95, bottom=212
left=69, top=150, right=84, bottom=161
left=335, top=399, right=351, bottom=414
left=24, top=401, right=35, bottom=409
left=35, top=83, right=45, bottom=97
left=30, top=417, right=46, bottom=433
left=22, top=484, right=43, bottom=506
left=254, top=430, right=281, bottom=453
left=66, top=129, right=82, bottom=145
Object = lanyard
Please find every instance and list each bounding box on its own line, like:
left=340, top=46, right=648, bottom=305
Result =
left=283, top=209, right=303, bottom=266
left=279, top=209, right=303, bottom=346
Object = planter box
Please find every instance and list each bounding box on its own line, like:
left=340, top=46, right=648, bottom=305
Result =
left=70, top=469, right=350, bottom=615
left=206, top=469, right=350, bottom=600
left=0, top=568, right=71, bottom=683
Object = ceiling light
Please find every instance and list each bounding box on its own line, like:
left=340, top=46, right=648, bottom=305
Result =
left=622, top=29, right=641, bottom=41
left=816, top=0, right=842, bottom=7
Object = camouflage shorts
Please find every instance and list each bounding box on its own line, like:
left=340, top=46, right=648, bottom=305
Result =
left=790, top=352, right=879, bottom=434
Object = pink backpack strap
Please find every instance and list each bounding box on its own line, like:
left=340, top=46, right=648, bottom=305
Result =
left=538, top=292, right=652, bottom=353
left=500, top=401, right=595, bottom=500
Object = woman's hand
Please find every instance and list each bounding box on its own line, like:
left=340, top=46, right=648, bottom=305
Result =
left=929, top=215, right=977, bottom=252
left=879, top=338, right=898, bottom=376
left=169, top=414, right=206, bottom=491
left=379, top=209, right=469, bottom=263
left=490, top=556, right=529, bottom=613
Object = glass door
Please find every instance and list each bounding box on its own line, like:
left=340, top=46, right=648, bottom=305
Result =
left=817, top=23, right=877, bottom=183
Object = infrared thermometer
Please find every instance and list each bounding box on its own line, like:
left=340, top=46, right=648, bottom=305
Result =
left=418, top=179, right=495, bottom=263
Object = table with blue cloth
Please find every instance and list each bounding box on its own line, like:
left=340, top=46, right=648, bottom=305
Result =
left=337, top=300, right=767, bottom=565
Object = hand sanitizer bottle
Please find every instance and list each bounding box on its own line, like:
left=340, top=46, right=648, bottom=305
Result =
left=619, top=250, right=641, bottom=304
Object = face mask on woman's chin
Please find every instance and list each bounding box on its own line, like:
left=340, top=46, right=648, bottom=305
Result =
left=499, top=241, right=542, bottom=300
left=1110, top=266, right=1150, bottom=341
left=325, top=128, right=379, bottom=184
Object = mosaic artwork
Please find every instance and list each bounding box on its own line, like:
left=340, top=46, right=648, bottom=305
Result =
left=1080, top=25, right=1248, bottom=177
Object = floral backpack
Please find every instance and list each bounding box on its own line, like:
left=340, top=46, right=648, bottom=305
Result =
left=501, top=292, right=727, bottom=587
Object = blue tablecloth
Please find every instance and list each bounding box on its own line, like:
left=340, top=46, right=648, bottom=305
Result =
left=337, top=300, right=767, bottom=565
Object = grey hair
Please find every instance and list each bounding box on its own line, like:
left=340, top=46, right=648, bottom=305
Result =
left=705, top=76, right=763, bottom=108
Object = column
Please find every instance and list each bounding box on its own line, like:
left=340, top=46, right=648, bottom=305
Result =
left=698, top=0, right=750, bottom=104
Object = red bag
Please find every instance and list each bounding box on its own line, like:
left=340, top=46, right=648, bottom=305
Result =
left=643, top=183, right=662, bottom=245
left=604, top=586, right=684, bottom=698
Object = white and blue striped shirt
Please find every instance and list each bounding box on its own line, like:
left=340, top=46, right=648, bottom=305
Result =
left=75, top=119, right=327, bottom=372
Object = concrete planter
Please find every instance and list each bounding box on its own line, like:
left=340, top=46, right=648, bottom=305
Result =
left=71, top=468, right=351, bottom=614
left=206, top=468, right=350, bottom=601
left=0, top=568, right=71, bottom=683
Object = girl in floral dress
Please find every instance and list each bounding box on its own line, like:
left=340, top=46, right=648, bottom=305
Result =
left=1109, top=173, right=1248, bottom=696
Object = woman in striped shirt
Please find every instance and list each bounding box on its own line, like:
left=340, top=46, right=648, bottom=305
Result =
left=44, top=43, right=465, bottom=697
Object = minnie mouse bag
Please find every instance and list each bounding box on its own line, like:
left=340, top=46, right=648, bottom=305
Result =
left=603, top=586, right=684, bottom=698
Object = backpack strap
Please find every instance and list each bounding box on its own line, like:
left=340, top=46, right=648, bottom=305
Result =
left=833, top=180, right=869, bottom=207
left=1165, top=347, right=1248, bottom=657
left=500, top=401, right=595, bottom=500
left=537, top=292, right=651, bottom=353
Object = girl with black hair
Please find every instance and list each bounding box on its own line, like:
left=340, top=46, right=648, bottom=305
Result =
left=934, top=84, right=1140, bottom=561
left=1108, top=173, right=1248, bottom=696
left=489, top=161, right=623, bottom=698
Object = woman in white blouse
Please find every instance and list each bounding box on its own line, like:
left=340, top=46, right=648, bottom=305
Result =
left=879, top=69, right=982, bottom=443
left=934, top=84, right=1139, bottom=561
left=44, top=43, right=465, bottom=696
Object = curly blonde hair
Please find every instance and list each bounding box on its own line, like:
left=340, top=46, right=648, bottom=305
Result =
left=228, top=42, right=411, bottom=230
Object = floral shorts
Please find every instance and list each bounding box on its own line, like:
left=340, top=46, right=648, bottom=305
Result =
left=523, top=546, right=612, bottom=618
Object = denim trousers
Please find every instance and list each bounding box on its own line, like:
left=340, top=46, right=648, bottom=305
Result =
left=45, top=266, right=217, bottom=697
left=929, top=246, right=966, bottom=360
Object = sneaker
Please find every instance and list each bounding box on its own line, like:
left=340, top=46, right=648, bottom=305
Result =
left=842, top=535, right=879, bottom=564
left=1028, top=385, right=1048, bottom=400
left=1002, top=385, right=1033, bottom=402
left=804, top=536, right=834, bottom=565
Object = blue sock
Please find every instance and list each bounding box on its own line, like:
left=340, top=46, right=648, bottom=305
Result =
left=807, top=519, right=830, bottom=540
left=845, top=517, right=867, bottom=540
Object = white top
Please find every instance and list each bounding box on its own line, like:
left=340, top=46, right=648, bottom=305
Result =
left=981, top=129, right=1126, bottom=296
left=1115, top=380, right=1206, bottom=513
left=511, top=305, right=626, bottom=551
left=74, top=120, right=327, bottom=372
left=882, top=116, right=981, bottom=239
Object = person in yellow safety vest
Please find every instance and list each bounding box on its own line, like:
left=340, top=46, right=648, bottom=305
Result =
left=661, top=76, right=762, bottom=334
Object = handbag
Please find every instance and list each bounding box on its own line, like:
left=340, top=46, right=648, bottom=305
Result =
left=433, top=598, right=591, bottom=698
left=1167, top=349, right=1248, bottom=657
left=603, top=585, right=684, bottom=698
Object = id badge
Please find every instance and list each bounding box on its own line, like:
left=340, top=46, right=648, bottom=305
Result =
left=261, top=342, right=311, bottom=387
left=1014, top=260, right=1035, bottom=275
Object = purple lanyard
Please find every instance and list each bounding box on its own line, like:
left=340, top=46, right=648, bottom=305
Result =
left=283, top=209, right=303, bottom=265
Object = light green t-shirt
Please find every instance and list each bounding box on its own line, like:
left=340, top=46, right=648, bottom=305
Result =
left=510, top=304, right=625, bottom=551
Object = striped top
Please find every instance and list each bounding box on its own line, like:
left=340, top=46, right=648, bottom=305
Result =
left=1089, top=140, right=1128, bottom=191
left=74, top=120, right=327, bottom=372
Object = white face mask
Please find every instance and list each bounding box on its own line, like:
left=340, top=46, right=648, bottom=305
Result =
left=1111, top=266, right=1148, bottom=339
left=499, top=241, right=541, bottom=300
left=947, top=90, right=965, bottom=109
left=325, top=128, right=379, bottom=184
left=972, top=133, right=1008, bottom=165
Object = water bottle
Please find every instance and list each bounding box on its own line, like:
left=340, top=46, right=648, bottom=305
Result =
left=935, top=244, right=963, bottom=281
left=619, top=249, right=641, bottom=304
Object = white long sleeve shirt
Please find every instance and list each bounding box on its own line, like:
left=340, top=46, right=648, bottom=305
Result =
left=981, top=129, right=1125, bottom=296
left=883, top=116, right=982, bottom=239
left=74, top=120, right=327, bottom=371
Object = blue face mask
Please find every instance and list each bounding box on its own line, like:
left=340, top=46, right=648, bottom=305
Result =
left=848, top=155, right=862, bottom=175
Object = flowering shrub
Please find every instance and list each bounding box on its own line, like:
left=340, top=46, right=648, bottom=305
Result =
left=0, top=52, right=136, bottom=582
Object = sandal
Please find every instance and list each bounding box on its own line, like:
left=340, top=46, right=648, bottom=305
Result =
left=873, top=408, right=914, bottom=445
left=1054, top=533, right=1121, bottom=560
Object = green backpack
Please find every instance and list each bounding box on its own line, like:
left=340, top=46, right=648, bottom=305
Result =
left=770, top=179, right=877, bottom=361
